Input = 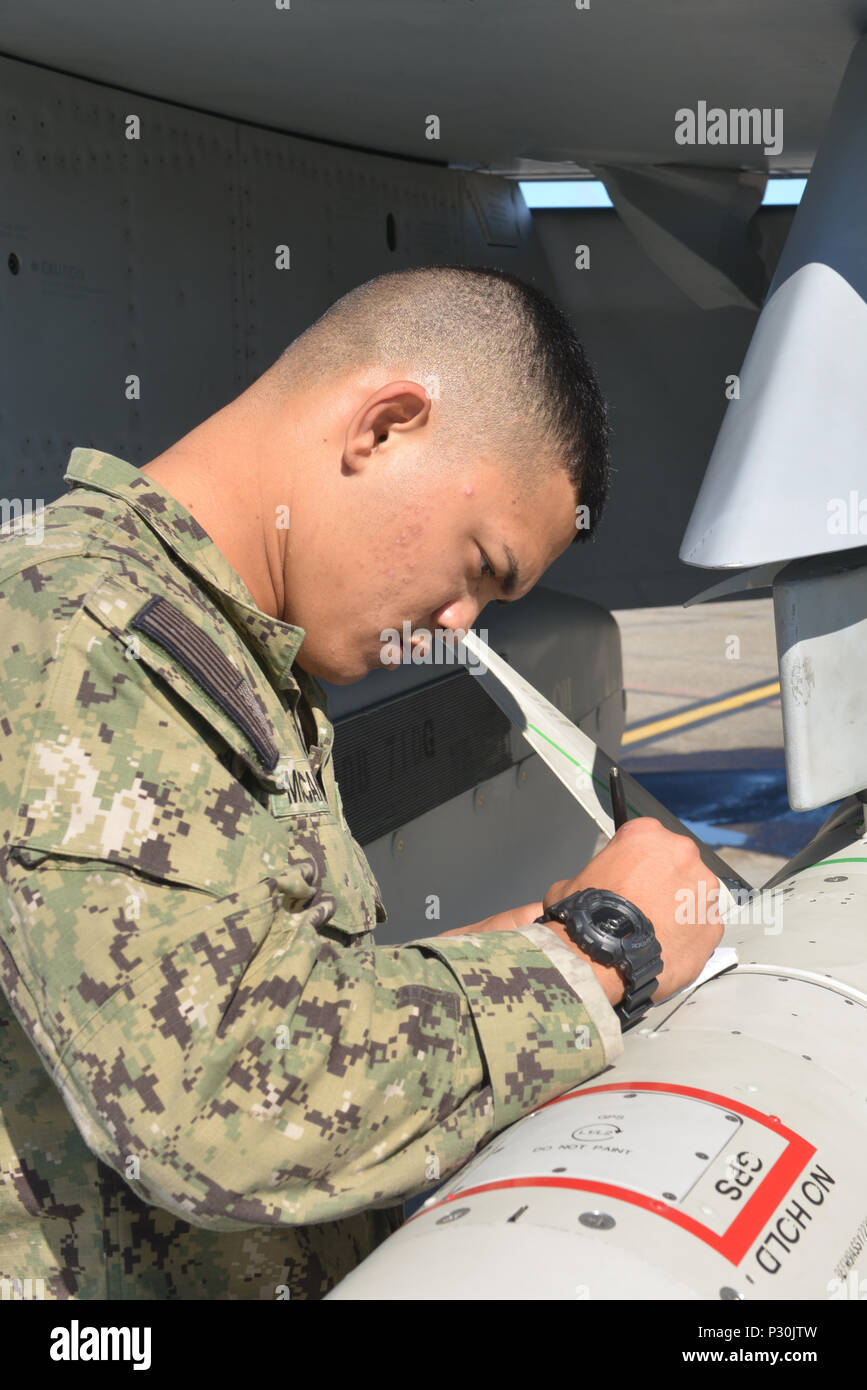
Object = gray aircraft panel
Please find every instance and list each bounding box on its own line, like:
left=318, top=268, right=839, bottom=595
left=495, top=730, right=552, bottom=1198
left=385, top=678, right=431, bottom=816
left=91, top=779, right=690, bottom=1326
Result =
left=681, top=35, right=867, bottom=571
left=0, top=53, right=553, bottom=493
left=1, top=50, right=794, bottom=612
left=0, top=1, right=857, bottom=173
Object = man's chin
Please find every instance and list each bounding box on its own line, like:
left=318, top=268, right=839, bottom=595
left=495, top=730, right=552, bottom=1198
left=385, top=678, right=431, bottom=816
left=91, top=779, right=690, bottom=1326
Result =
left=294, top=652, right=375, bottom=686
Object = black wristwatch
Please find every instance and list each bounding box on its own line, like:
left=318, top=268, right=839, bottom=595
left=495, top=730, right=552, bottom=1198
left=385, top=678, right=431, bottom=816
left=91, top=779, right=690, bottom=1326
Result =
left=535, top=887, right=663, bottom=1030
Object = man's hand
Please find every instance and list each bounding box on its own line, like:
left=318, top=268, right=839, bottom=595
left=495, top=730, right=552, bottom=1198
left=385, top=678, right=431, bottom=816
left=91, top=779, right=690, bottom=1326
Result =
left=435, top=818, right=723, bottom=1014
left=541, top=817, right=724, bottom=1007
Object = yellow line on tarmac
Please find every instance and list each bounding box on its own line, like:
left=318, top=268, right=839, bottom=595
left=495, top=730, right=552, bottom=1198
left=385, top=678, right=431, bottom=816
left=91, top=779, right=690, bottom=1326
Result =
left=622, top=680, right=781, bottom=746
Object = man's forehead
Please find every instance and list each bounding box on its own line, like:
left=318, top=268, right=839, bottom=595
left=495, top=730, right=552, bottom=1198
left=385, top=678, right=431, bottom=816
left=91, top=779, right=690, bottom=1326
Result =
left=481, top=452, right=574, bottom=510
left=505, top=466, right=577, bottom=546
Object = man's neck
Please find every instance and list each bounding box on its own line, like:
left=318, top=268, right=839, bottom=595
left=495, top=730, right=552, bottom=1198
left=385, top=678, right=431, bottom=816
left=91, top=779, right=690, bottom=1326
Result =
left=141, top=403, right=287, bottom=620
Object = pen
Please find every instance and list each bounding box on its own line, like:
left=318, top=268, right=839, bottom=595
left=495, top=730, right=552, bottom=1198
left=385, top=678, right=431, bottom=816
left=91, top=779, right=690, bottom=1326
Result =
left=609, top=764, right=628, bottom=831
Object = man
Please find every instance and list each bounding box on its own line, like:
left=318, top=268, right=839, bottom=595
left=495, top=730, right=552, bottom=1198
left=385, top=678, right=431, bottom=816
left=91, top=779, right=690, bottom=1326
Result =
left=0, top=265, right=721, bottom=1300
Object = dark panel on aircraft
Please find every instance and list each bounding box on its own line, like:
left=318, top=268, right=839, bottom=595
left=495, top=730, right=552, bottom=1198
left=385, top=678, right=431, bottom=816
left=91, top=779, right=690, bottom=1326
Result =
left=333, top=670, right=512, bottom=846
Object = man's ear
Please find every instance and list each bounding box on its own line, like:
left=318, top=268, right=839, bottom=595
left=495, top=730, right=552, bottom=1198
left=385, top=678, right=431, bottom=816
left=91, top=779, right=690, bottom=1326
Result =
left=343, top=380, right=432, bottom=471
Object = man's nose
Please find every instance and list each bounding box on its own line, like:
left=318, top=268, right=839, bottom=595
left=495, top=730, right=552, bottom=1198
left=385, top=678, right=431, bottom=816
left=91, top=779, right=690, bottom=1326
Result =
left=433, top=597, right=485, bottom=635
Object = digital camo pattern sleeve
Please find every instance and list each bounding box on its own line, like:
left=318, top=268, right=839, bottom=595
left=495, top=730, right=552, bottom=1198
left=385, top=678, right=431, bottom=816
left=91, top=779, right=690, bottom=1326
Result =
left=2, top=858, right=623, bottom=1230
left=0, top=468, right=621, bottom=1275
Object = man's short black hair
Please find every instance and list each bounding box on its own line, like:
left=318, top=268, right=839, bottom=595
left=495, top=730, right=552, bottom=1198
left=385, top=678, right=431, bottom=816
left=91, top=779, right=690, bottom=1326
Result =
left=263, top=263, right=611, bottom=541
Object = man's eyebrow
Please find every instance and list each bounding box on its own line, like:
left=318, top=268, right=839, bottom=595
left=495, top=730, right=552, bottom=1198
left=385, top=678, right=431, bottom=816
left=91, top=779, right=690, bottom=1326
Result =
left=500, top=544, right=521, bottom=598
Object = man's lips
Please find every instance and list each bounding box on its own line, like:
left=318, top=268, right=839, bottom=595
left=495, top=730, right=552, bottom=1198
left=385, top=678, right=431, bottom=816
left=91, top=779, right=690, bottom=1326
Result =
left=379, top=626, right=432, bottom=666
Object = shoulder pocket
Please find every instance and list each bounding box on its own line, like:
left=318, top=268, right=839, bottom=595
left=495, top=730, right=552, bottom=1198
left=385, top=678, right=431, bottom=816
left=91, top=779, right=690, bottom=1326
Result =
left=14, top=579, right=320, bottom=896
left=86, top=578, right=284, bottom=782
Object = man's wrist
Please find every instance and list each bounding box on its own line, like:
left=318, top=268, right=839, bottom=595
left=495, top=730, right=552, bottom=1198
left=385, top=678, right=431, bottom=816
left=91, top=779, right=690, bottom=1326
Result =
left=535, top=917, right=626, bottom=1007
left=438, top=900, right=545, bottom=938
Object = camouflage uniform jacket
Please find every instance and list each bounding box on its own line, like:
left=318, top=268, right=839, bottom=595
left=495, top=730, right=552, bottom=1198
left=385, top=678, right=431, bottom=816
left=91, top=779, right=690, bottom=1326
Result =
left=0, top=448, right=623, bottom=1300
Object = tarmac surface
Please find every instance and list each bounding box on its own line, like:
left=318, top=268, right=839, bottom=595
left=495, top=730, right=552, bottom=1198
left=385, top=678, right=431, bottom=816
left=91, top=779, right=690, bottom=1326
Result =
left=610, top=598, right=839, bottom=889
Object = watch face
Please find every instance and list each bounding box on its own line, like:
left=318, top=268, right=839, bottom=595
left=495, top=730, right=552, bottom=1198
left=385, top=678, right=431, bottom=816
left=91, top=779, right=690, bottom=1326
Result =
left=590, top=897, right=652, bottom=943
left=597, top=908, right=634, bottom=937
